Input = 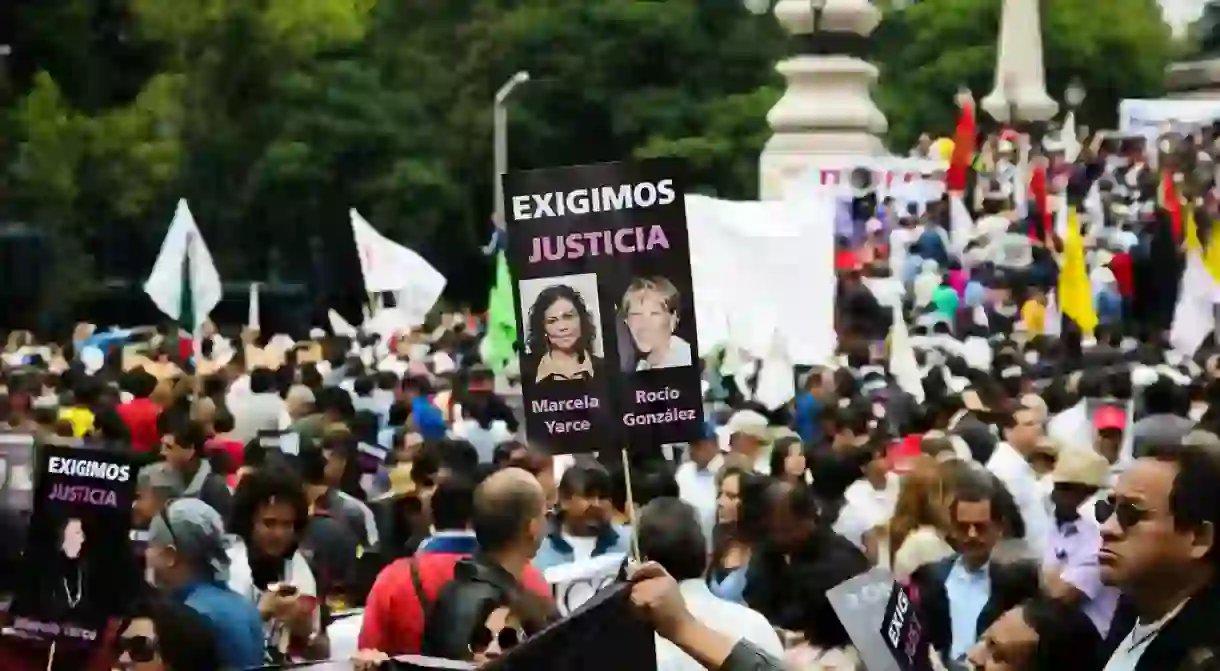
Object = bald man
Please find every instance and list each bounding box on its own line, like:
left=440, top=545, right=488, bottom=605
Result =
left=473, top=467, right=549, bottom=578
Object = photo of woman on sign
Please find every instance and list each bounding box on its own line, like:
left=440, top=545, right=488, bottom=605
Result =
left=619, top=276, right=692, bottom=372
left=34, top=516, right=96, bottom=622
left=521, top=278, right=604, bottom=384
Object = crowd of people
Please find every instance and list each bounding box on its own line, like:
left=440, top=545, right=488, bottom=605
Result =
left=3, top=112, right=1220, bottom=671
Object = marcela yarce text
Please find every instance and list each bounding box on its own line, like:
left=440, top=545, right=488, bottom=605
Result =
left=528, top=225, right=670, bottom=263
left=511, top=179, right=677, bottom=221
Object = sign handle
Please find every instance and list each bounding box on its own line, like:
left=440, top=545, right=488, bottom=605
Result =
left=620, top=448, right=641, bottom=562
left=45, top=640, right=55, bottom=671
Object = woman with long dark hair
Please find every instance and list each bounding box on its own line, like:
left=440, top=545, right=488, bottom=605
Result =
left=523, top=284, right=603, bottom=383
left=112, top=595, right=221, bottom=671
left=224, top=467, right=324, bottom=662
left=706, top=465, right=768, bottom=604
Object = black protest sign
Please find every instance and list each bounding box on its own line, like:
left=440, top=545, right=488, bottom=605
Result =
left=486, top=582, right=655, bottom=671
left=7, top=446, right=140, bottom=641
left=879, top=580, right=931, bottom=671
left=504, top=160, right=704, bottom=454
left=0, top=433, right=35, bottom=513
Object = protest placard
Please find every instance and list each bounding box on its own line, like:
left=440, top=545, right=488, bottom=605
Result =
left=504, top=160, right=704, bottom=454
left=827, top=567, right=931, bottom=671
left=7, top=446, right=140, bottom=642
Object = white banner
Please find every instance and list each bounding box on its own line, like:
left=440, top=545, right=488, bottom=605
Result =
left=543, top=552, right=626, bottom=616
left=1119, top=98, right=1220, bottom=141
left=788, top=155, right=948, bottom=205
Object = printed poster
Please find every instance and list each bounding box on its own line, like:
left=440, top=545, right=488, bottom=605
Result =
left=7, top=446, right=140, bottom=642
left=504, top=160, right=704, bottom=453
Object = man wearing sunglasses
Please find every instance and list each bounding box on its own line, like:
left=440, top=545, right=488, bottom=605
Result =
left=1098, top=444, right=1220, bottom=671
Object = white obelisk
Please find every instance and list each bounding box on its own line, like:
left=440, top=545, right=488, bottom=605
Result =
left=981, top=0, right=1058, bottom=123
left=759, top=0, right=888, bottom=200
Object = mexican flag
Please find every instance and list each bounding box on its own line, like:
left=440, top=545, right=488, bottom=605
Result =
left=144, top=199, right=222, bottom=364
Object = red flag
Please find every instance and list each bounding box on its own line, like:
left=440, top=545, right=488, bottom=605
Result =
left=1029, top=164, right=1052, bottom=243
left=1160, top=171, right=1183, bottom=242
left=946, top=102, right=975, bottom=193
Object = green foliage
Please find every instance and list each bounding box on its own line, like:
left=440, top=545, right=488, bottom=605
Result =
left=875, top=0, right=1173, bottom=149
left=0, top=0, right=1175, bottom=314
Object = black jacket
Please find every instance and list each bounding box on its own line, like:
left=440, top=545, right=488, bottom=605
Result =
left=909, top=554, right=1039, bottom=661
left=1104, top=581, right=1220, bottom=671
left=743, top=529, right=870, bottom=632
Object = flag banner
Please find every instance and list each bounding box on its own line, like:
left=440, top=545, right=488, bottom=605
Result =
left=543, top=552, right=626, bottom=615
left=7, top=446, right=140, bottom=642
left=504, top=160, right=704, bottom=454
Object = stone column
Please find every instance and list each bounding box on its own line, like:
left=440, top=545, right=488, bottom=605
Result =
left=759, top=0, right=888, bottom=200
left=981, top=0, right=1058, bottom=123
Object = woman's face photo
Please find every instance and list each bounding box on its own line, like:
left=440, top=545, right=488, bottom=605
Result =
left=625, top=290, right=674, bottom=354
left=62, top=518, right=85, bottom=559
left=543, top=298, right=582, bottom=352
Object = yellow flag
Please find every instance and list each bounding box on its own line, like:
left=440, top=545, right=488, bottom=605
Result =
left=1058, top=207, right=1098, bottom=336
left=1197, top=208, right=1220, bottom=285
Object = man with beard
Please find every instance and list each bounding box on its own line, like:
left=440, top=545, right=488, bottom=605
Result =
left=1042, top=450, right=1120, bottom=638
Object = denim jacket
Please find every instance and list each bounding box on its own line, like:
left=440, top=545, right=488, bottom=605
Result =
left=532, top=520, right=632, bottom=572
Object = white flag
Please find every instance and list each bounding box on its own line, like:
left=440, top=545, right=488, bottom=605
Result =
left=349, top=210, right=446, bottom=322
left=144, top=199, right=222, bottom=335
left=1169, top=247, right=1219, bottom=358
left=889, top=303, right=924, bottom=403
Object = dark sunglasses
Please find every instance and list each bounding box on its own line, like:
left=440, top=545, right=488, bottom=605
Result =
left=470, top=625, right=523, bottom=654
left=1095, top=496, right=1151, bottom=530
left=116, top=634, right=159, bottom=662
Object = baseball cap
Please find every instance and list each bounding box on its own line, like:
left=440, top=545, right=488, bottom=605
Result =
left=1093, top=406, right=1126, bottom=432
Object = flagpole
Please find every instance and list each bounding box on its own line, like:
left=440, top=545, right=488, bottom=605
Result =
left=619, top=448, right=641, bottom=562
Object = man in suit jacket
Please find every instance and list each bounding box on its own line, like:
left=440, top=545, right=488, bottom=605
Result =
left=911, top=472, right=1039, bottom=664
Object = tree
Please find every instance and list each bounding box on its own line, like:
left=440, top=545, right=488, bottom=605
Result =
left=873, top=0, right=1173, bottom=149
left=1196, top=0, right=1220, bottom=57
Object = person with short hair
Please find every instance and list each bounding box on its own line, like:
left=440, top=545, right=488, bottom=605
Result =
left=161, top=419, right=232, bottom=521
left=1099, top=445, right=1220, bottom=670
left=418, top=468, right=558, bottom=661
left=638, top=497, right=782, bottom=671
left=910, top=472, right=1039, bottom=665
left=134, top=462, right=185, bottom=529
left=357, top=475, right=550, bottom=656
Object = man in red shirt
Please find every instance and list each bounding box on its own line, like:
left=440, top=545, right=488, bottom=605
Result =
left=116, top=369, right=162, bottom=453
left=358, top=472, right=551, bottom=655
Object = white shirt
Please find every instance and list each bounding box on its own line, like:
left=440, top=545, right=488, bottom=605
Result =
left=987, top=442, right=1053, bottom=558
left=655, top=579, right=783, bottom=671
left=561, top=533, right=598, bottom=561
left=676, top=454, right=723, bottom=549
left=637, top=336, right=693, bottom=371
left=1103, top=598, right=1191, bottom=671
left=225, top=541, right=320, bottom=639
left=843, top=474, right=900, bottom=523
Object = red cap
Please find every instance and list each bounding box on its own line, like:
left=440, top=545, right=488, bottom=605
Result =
left=886, top=435, right=923, bottom=473
left=1094, top=406, right=1127, bottom=431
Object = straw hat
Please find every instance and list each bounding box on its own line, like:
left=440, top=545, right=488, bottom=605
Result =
left=1051, top=449, right=1109, bottom=489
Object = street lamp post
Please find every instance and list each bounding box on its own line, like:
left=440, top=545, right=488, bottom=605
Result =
left=1064, top=78, right=1086, bottom=111
left=493, top=71, right=530, bottom=229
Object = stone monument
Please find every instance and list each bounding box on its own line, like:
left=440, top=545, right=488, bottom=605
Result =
left=981, top=0, right=1058, bottom=123
left=759, top=0, right=888, bottom=200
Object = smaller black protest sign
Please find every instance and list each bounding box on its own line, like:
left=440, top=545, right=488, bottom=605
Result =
left=7, top=446, right=140, bottom=641
left=505, top=160, right=704, bottom=454
left=879, top=580, right=931, bottom=671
